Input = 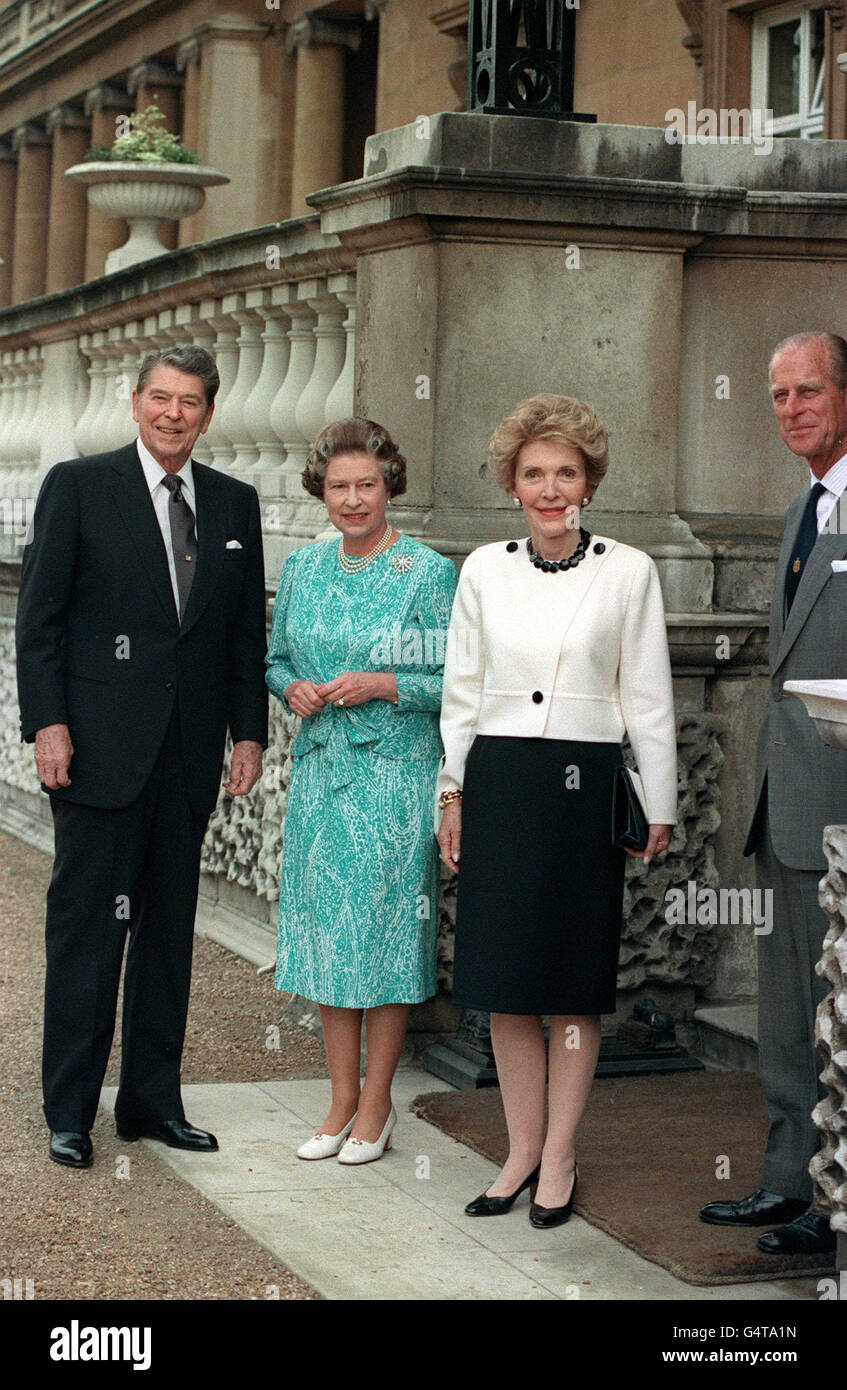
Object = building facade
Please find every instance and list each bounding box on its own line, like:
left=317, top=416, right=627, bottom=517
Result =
left=0, top=0, right=846, bottom=1048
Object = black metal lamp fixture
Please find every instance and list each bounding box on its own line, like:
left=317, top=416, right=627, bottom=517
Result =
left=466, top=0, right=596, bottom=123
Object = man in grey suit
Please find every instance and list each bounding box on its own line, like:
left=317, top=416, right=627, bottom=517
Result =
left=699, top=332, right=846, bottom=1256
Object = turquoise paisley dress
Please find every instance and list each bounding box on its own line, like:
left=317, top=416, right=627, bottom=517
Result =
left=266, top=533, right=457, bottom=1007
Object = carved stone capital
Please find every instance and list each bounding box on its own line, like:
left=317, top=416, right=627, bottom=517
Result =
left=676, top=0, right=704, bottom=67
left=12, top=122, right=50, bottom=151
left=45, top=105, right=89, bottom=136
left=285, top=15, right=362, bottom=56
left=127, top=61, right=182, bottom=95
left=824, top=1, right=846, bottom=30
left=84, top=83, right=130, bottom=115
left=177, top=36, right=201, bottom=72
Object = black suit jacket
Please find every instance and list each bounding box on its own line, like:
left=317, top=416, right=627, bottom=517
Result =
left=15, top=442, right=269, bottom=819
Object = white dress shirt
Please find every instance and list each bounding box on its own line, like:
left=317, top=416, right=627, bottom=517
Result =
left=437, top=535, right=678, bottom=825
left=136, top=437, right=198, bottom=614
left=810, top=450, right=847, bottom=532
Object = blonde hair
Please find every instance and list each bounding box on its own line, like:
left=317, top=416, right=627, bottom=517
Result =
left=488, top=393, right=610, bottom=494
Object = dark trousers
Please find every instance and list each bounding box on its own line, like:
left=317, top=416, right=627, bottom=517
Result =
left=755, top=809, right=829, bottom=1203
left=42, top=711, right=209, bottom=1132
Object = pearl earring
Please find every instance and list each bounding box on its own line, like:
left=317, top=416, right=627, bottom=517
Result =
left=512, top=496, right=521, bottom=507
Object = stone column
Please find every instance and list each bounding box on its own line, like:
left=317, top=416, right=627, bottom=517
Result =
left=176, top=38, right=202, bottom=247
left=286, top=14, right=361, bottom=217
left=0, top=143, right=16, bottom=308
left=812, top=825, right=847, bottom=1272
left=83, top=84, right=132, bottom=281
left=10, top=123, right=51, bottom=304
left=189, top=17, right=269, bottom=241
left=45, top=106, right=89, bottom=293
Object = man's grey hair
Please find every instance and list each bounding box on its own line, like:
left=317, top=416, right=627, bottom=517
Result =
left=769, top=332, right=847, bottom=390
left=135, top=346, right=220, bottom=407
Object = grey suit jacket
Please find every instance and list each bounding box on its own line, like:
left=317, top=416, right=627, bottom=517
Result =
left=745, top=489, right=847, bottom=869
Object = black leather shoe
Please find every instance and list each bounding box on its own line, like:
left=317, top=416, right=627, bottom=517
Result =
left=757, top=1208, right=836, bottom=1256
left=699, top=1188, right=808, bottom=1227
left=529, top=1164, right=578, bottom=1229
left=49, top=1131, right=93, bottom=1168
left=464, top=1163, right=540, bottom=1216
left=116, top=1119, right=218, bottom=1152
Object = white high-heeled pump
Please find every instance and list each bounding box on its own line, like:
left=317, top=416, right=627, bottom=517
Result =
left=296, top=1114, right=356, bottom=1160
left=337, top=1106, right=397, bottom=1165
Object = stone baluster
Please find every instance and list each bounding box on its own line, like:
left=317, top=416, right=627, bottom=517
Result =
left=17, top=346, right=43, bottom=489
left=102, top=324, right=139, bottom=451
left=201, top=298, right=239, bottom=470
left=0, top=351, right=17, bottom=487
left=268, top=284, right=317, bottom=495
left=295, top=277, right=347, bottom=449
left=5, top=349, right=30, bottom=472
left=74, top=332, right=109, bottom=457
left=811, top=825, right=847, bottom=1272
left=216, top=293, right=263, bottom=473
left=242, top=287, right=290, bottom=481
left=324, top=272, right=357, bottom=422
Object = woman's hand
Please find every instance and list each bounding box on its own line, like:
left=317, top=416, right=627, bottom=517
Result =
left=437, top=799, right=462, bottom=874
left=626, top=823, right=672, bottom=866
left=284, top=680, right=327, bottom=718
left=316, top=672, right=398, bottom=707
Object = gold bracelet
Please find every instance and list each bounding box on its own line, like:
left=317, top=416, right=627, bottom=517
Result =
left=438, top=789, right=463, bottom=810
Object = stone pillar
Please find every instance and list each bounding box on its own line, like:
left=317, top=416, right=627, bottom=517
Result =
left=286, top=14, right=361, bottom=217
left=83, top=84, right=132, bottom=281
left=10, top=123, right=51, bottom=304
left=189, top=17, right=269, bottom=241
left=176, top=38, right=202, bottom=247
left=812, top=825, right=847, bottom=1272
left=0, top=143, right=16, bottom=308
left=45, top=106, right=89, bottom=293
left=127, top=61, right=183, bottom=251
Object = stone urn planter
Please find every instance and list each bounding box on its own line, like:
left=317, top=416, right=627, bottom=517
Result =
left=65, top=161, right=230, bottom=273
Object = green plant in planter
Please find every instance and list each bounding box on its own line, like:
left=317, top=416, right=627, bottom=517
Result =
left=86, top=104, right=200, bottom=165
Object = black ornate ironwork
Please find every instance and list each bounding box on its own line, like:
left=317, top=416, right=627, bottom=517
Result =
left=466, top=0, right=596, bottom=122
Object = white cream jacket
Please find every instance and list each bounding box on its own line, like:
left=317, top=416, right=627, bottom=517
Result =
left=436, top=535, right=678, bottom=824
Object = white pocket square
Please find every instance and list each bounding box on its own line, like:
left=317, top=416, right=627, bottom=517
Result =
left=831, top=559, right=847, bottom=572
left=226, top=539, right=243, bottom=550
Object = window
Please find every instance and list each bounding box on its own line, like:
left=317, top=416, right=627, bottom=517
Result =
left=751, top=4, right=825, bottom=139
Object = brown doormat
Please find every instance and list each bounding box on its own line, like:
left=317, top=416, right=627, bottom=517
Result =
left=412, top=1072, right=838, bottom=1286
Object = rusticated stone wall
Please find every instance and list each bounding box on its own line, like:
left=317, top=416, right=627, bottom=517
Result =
left=811, top=826, right=847, bottom=1242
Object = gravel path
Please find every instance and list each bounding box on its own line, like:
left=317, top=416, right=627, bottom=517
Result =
left=0, top=829, right=327, bottom=1300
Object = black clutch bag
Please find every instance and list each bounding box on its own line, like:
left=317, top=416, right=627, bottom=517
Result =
left=612, top=766, right=649, bottom=851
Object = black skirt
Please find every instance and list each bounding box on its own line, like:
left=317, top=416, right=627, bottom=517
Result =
left=452, top=736, right=626, bottom=1015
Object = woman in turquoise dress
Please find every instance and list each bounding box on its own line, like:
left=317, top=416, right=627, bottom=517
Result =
left=266, top=418, right=457, bottom=1164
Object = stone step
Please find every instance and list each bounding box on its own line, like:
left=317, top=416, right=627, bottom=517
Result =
left=693, top=1001, right=759, bottom=1073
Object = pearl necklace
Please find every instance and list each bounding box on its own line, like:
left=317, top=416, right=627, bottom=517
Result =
left=337, top=522, right=394, bottom=574
left=527, top=528, right=591, bottom=573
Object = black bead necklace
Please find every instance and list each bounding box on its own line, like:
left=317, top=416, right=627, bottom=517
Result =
left=527, top=527, right=591, bottom=573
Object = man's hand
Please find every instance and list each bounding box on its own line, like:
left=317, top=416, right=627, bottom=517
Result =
left=316, top=671, right=398, bottom=708
left=34, top=724, right=74, bottom=789
left=224, top=740, right=263, bottom=796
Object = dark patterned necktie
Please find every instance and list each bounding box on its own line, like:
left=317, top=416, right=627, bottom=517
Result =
left=784, top=481, right=826, bottom=616
left=161, top=474, right=197, bottom=621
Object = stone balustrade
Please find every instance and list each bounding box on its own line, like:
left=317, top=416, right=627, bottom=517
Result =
left=0, top=215, right=356, bottom=579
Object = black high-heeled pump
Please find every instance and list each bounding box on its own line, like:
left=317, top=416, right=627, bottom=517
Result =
left=464, top=1163, right=541, bottom=1217
left=529, top=1164, right=578, bottom=1228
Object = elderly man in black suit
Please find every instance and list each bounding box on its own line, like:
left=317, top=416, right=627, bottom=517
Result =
left=16, top=344, right=268, bottom=1168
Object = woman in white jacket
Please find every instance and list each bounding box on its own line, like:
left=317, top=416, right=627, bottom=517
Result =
left=436, top=394, right=677, bottom=1228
